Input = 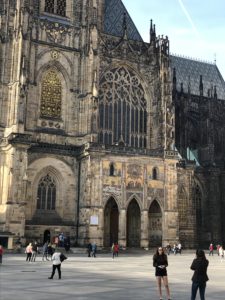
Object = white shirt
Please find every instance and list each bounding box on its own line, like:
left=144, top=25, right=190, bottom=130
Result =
left=52, top=252, right=61, bottom=265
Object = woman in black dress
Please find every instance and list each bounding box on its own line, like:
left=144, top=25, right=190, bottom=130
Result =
left=153, top=247, right=171, bottom=300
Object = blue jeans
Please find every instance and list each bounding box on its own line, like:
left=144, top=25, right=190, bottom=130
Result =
left=191, top=282, right=206, bottom=300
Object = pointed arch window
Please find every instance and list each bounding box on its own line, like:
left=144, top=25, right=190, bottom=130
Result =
left=40, top=70, right=62, bottom=119
left=99, top=67, right=147, bottom=148
left=178, top=187, right=188, bottom=229
left=45, top=0, right=66, bottom=17
left=109, top=163, right=115, bottom=176
left=37, top=174, right=56, bottom=210
left=194, top=184, right=202, bottom=226
left=152, top=167, right=158, bottom=180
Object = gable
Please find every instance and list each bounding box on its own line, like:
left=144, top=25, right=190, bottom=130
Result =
left=104, top=0, right=143, bottom=41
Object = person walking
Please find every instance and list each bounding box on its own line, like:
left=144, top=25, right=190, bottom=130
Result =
left=219, top=246, right=224, bottom=261
left=166, top=244, right=171, bottom=255
left=47, top=243, right=54, bottom=259
left=0, top=245, right=3, bottom=264
left=111, top=243, right=116, bottom=259
left=48, top=250, right=62, bottom=279
left=91, top=243, right=97, bottom=257
left=87, top=243, right=92, bottom=257
left=209, top=243, right=213, bottom=256
left=216, top=244, right=220, bottom=256
left=178, top=243, right=182, bottom=254
left=190, top=249, right=209, bottom=300
left=58, top=232, right=65, bottom=247
left=31, top=241, right=38, bottom=262
left=42, top=242, right=49, bottom=261
left=153, top=247, right=171, bottom=300
left=114, top=243, right=119, bottom=257
left=25, top=243, right=33, bottom=262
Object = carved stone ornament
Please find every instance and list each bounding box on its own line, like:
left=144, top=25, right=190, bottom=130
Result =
left=51, top=50, right=61, bottom=60
left=127, top=164, right=143, bottom=180
left=0, top=138, right=8, bottom=147
left=41, top=20, right=71, bottom=43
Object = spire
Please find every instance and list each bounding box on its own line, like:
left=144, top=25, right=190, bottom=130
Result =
left=122, top=12, right=128, bottom=40
left=180, top=82, right=184, bottom=94
left=199, top=75, right=203, bottom=96
left=150, top=19, right=153, bottom=35
left=150, top=19, right=153, bottom=42
left=210, top=81, right=213, bottom=98
left=214, top=85, right=217, bottom=99
left=188, top=76, right=191, bottom=94
left=173, top=68, right=177, bottom=92
left=92, top=71, right=98, bottom=99
left=207, top=83, right=214, bottom=98
left=150, top=19, right=156, bottom=43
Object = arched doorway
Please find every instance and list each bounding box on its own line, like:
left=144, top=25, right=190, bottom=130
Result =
left=104, top=197, right=119, bottom=247
left=43, top=229, right=51, bottom=244
left=127, top=199, right=141, bottom=247
left=149, top=200, right=162, bottom=247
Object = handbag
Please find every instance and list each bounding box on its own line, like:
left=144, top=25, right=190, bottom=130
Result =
left=60, top=253, right=67, bottom=262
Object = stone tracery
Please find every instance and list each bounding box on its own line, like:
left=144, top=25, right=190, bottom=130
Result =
left=99, top=66, right=147, bottom=148
left=37, top=174, right=56, bottom=210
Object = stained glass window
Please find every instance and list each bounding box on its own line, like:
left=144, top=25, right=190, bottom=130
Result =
left=45, top=0, right=54, bottom=14
left=40, top=70, right=62, bottom=119
left=109, top=163, right=115, bottom=176
left=152, top=168, right=158, bottom=180
left=44, top=0, right=66, bottom=17
left=99, top=67, right=147, bottom=148
left=56, top=0, right=66, bottom=17
left=37, top=174, right=56, bottom=210
left=178, top=187, right=188, bottom=229
left=194, top=184, right=202, bottom=226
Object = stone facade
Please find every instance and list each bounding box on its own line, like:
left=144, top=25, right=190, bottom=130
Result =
left=0, top=0, right=224, bottom=249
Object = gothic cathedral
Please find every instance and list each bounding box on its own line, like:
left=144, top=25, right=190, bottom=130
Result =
left=1, top=0, right=225, bottom=249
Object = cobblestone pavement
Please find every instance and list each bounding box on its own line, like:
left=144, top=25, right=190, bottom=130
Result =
left=0, top=251, right=224, bottom=300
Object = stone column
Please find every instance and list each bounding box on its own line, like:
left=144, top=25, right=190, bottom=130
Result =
left=118, top=209, right=126, bottom=247
left=98, top=208, right=104, bottom=247
left=141, top=210, right=149, bottom=248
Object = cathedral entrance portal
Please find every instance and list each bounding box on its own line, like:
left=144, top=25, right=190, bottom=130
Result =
left=127, top=199, right=141, bottom=247
left=149, top=200, right=162, bottom=247
left=43, top=230, right=51, bottom=244
left=104, top=197, right=119, bottom=247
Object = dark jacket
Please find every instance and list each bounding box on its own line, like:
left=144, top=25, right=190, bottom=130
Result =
left=190, top=258, right=209, bottom=283
left=153, top=254, right=168, bottom=268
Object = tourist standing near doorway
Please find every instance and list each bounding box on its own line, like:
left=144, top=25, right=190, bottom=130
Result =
left=153, top=247, right=171, bottom=300
left=190, top=249, right=209, bottom=300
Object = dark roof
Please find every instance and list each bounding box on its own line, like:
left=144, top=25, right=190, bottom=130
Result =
left=104, top=0, right=143, bottom=41
left=171, top=55, right=225, bottom=100
left=103, top=1, right=225, bottom=100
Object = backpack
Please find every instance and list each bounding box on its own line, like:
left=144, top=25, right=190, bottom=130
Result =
left=60, top=253, right=67, bottom=262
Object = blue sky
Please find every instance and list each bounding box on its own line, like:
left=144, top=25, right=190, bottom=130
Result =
left=123, top=0, right=225, bottom=79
